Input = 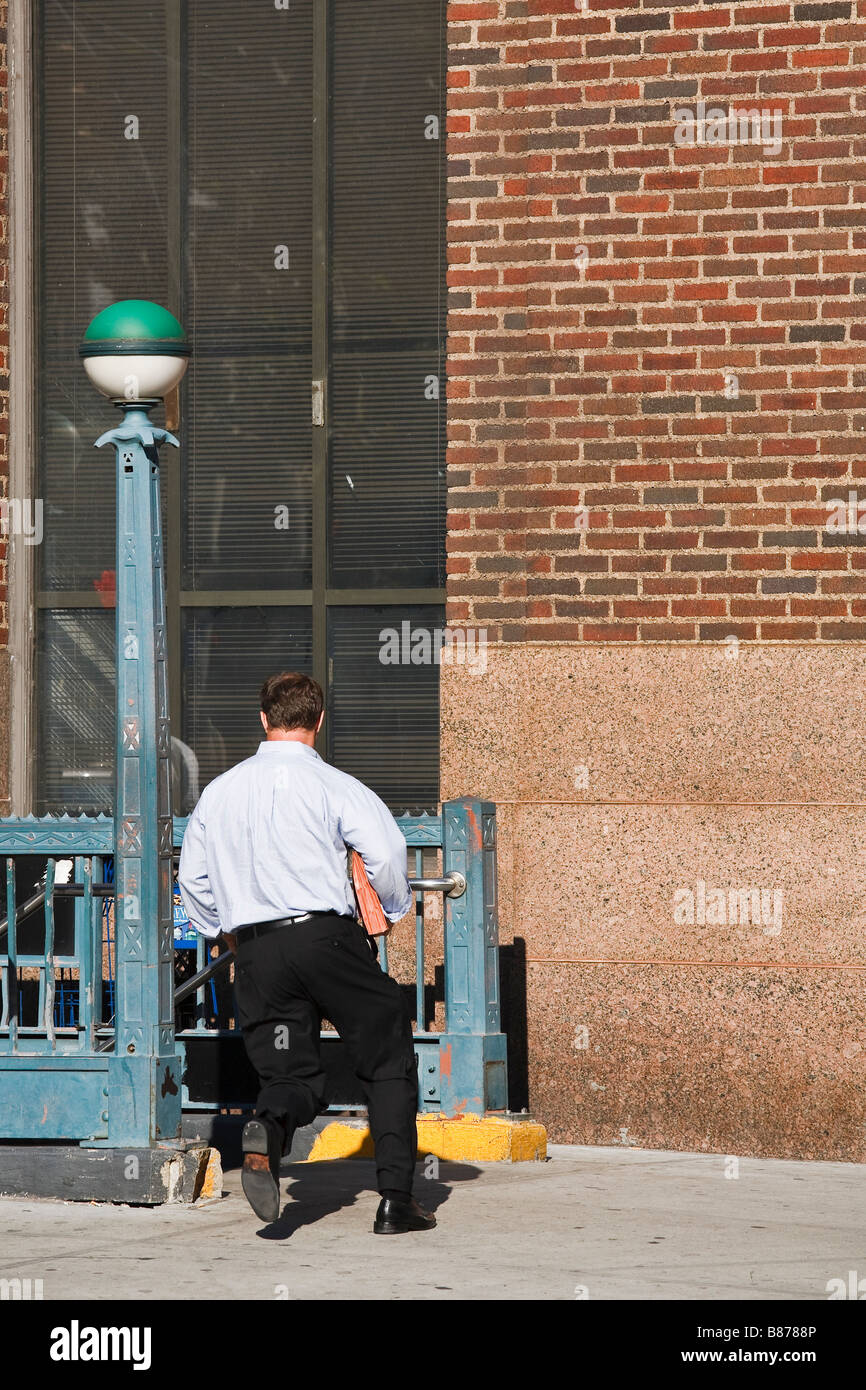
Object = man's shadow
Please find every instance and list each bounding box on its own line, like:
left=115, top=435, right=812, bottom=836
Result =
left=255, top=1157, right=481, bottom=1240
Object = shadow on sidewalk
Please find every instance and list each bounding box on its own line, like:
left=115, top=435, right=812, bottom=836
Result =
left=254, top=1157, right=481, bottom=1240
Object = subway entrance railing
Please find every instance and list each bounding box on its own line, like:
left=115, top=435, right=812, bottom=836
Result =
left=0, top=797, right=507, bottom=1145
left=0, top=303, right=506, bottom=1161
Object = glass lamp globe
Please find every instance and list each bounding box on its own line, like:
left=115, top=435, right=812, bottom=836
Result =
left=78, top=300, right=190, bottom=401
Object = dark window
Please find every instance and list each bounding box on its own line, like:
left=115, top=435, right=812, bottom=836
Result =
left=35, top=0, right=446, bottom=816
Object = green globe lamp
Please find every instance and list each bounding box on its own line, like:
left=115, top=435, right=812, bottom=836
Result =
left=78, top=298, right=190, bottom=402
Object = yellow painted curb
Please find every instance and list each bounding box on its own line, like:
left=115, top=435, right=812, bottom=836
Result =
left=307, top=1114, right=547, bottom=1163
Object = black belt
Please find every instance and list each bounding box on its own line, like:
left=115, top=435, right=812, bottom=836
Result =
left=234, top=910, right=355, bottom=941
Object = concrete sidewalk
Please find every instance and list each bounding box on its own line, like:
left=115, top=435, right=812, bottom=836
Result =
left=0, top=1145, right=863, bottom=1301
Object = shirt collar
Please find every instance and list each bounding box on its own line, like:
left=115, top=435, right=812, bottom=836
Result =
left=256, top=740, right=320, bottom=759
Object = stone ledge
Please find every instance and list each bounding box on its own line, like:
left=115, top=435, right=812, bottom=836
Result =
left=0, top=1142, right=222, bottom=1204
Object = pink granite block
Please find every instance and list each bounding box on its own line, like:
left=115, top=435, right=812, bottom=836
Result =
left=443, top=644, right=866, bottom=804
left=511, top=803, right=866, bottom=965
left=526, top=963, right=866, bottom=1161
left=440, top=647, right=521, bottom=803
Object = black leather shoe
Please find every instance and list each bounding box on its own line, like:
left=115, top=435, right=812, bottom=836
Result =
left=373, top=1196, right=436, bottom=1234
left=241, top=1118, right=282, bottom=1223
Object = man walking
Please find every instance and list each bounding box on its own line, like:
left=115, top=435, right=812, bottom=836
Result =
left=178, top=671, right=435, bottom=1234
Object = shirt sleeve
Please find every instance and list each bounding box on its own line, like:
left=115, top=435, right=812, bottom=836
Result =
left=177, top=799, right=222, bottom=940
left=338, top=780, right=413, bottom=922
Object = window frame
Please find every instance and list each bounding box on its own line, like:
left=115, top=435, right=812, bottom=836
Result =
left=17, top=0, right=446, bottom=813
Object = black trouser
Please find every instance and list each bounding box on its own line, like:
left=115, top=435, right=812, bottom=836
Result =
left=232, top=911, right=418, bottom=1195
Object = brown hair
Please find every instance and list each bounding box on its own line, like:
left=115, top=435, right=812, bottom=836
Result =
left=260, top=672, right=324, bottom=732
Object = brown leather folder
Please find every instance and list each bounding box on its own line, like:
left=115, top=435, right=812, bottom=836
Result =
left=350, top=849, right=392, bottom=937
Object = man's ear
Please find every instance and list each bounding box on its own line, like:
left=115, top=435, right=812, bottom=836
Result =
left=260, top=711, right=269, bottom=734
left=316, top=710, right=325, bottom=735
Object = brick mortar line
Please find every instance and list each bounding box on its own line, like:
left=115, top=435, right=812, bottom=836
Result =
left=435, top=637, right=866, bottom=643
left=493, top=799, right=866, bottom=806
left=525, top=958, right=866, bottom=968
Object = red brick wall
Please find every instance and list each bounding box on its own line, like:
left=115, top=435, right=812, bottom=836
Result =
left=445, top=0, right=866, bottom=641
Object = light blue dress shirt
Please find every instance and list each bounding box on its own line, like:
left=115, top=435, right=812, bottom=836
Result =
left=177, top=741, right=413, bottom=939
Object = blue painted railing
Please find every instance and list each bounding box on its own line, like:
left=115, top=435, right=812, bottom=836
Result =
left=0, top=797, right=506, bottom=1141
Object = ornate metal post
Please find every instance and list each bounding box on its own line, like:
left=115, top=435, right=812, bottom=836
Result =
left=79, top=300, right=190, bottom=1147
left=96, top=403, right=182, bottom=1145
left=439, top=798, right=508, bottom=1115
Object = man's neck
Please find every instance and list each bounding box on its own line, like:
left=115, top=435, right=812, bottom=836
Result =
left=265, top=729, right=317, bottom=748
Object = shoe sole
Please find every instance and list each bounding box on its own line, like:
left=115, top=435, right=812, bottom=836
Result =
left=373, top=1219, right=437, bottom=1235
left=241, top=1119, right=280, bottom=1223
left=242, top=1163, right=281, bottom=1224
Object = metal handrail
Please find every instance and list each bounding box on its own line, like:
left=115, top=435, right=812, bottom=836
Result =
left=409, top=871, right=466, bottom=898
left=0, top=889, right=47, bottom=942
left=173, top=950, right=231, bottom=1005
left=172, top=871, right=467, bottom=1008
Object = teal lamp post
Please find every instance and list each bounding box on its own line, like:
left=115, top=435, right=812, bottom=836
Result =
left=79, top=300, right=189, bottom=1147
